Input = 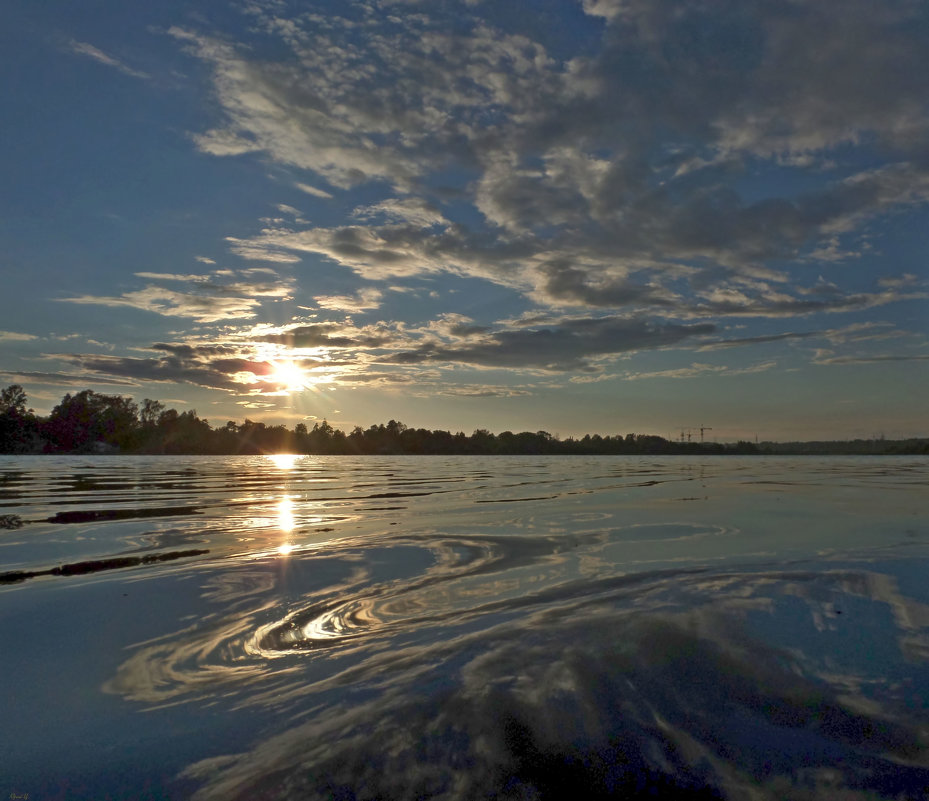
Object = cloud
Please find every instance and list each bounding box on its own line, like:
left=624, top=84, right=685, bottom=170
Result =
left=353, top=198, right=448, bottom=228
left=0, top=369, right=137, bottom=387
left=383, top=316, right=715, bottom=372
left=682, top=285, right=927, bottom=319
left=68, top=40, right=150, bottom=79
left=57, top=270, right=294, bottom=323
left=295, top=182, right=334, bottom=199
left=427, top=313, right=491, bottom=339
left=436, top=385, right=533, bottom=398
left=54, top=346, right=327, bottom=395
left=60, top=287, right=265, bottom=323
left=581, top=0, right=625, bottom=20
left=178, top=0, right=929, bottom=331
left=168, top=26, right=425, bottom=189
left=314, top=288, right=383, bottom=312
left=134, top=272, right=209, bottom=282
left=253, top=322, right=396, bottom=349
left=90, top=1, right=925, bottom=405
left=56, top=353, right=255, bottom=391
left=39, top=310, right=725, bottom=397
left=813, top=353, right=929, bottom=366
left=331, top=371, right=416, bottom=386
left=621, top=361, right=777, bottom=381
left=697, top=331, right=819, bottom=351
left=0, top=331, right=39, bottom=342
left=878, top=273, right=922, bottom=289
left=225, top=224, right=464, bottom=279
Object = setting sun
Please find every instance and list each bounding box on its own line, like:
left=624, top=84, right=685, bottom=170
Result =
left=269, top=360, right=309, bottom=392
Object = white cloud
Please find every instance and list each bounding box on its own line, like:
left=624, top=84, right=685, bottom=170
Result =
left=580, top=0, right=626, bottom=20
left=60, top=287, right=265, bottom=323
left=314, top=288, right=384, bottom=312
left=68, top=40, right=150, bottom=79
left=58, top=269, right=294, bottom=323
left=353, top=198, right=447, bottom=228
left=295, top=182, right=334, bottom=199
left=0, top=331, right=39, bottom=342
left=134, top=272, right=209, bottom=282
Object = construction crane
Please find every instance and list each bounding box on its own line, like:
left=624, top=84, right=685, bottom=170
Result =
left=680, top=426, right=713, bottom=444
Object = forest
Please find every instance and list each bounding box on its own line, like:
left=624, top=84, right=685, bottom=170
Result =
left=0, top=385, right=925, bottom=456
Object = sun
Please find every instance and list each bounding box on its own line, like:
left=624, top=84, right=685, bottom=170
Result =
left=269, top=360, right=310, bottom=392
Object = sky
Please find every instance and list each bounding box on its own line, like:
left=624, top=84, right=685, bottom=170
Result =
left=1, top=0, right=927, bottom=442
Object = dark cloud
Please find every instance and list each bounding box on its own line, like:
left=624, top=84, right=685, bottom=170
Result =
left=686, top=287, right=926, bottom=319
left=384, top=317, right=715, bottom=371
left=334, top=372, right=415, bottom=385
left=255, top=323, right=395, bottom=349
left=698, top=331, right=819, bottom=351
left=539, top=261, right=679, bottom=309
left=56, top=354, right=249, bottom=391
left=815, top=354, right=929, bottom=365
left=0, top=370, right=137, bottom=387
left=52, top=346, right=324, bottom=394
left=151, top=343, right=239, bottom=358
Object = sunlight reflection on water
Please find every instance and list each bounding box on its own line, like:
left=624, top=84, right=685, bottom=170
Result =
left=1, top=455, right=928, bottom=800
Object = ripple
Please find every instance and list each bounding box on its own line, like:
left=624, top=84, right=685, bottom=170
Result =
left=182, top=558, right=929, bottom=801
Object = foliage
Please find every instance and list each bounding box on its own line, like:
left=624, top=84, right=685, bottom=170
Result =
left=44, top=390, right=139, bottom=452
left=0, top=384, right=924, bottom=456
left=0, top=384, right=39, bottom=453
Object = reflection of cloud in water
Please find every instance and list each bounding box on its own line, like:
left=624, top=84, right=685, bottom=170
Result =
left=99, top=523, right=929, bottom=798
left=107, top=525, right=728, bottom=702
left=180, top=566, right=929, bottom=800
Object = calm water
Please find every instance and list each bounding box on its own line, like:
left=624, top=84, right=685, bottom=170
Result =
left=1, top=454, right=928, bottom=799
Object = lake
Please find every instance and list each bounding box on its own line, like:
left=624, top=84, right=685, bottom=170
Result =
left=1, top=454, right=928, bottom=800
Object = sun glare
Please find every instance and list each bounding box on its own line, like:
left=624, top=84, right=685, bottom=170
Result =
left=270, top=360, right=310, bottom=392
left=268, top=453, right=300, bottom=470
left=277, top=497, right=295, bottom=532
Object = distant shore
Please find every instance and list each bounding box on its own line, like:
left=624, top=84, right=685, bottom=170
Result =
left=2, top=385, right=926, bottom=456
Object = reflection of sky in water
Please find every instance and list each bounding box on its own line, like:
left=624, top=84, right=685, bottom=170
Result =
left=1, top=455, right=929, bottom=799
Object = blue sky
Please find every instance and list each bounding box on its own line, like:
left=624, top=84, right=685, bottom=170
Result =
left=2, top=0, right=927, bottom=441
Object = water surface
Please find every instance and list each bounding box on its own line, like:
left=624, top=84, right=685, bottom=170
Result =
left=1, top=455, right=928, bottom=799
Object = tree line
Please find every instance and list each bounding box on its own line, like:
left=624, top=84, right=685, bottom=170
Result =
left=0, top=384, right=924, bottom=455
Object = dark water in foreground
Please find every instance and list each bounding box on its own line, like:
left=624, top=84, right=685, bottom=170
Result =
left=1, top=455, right=928, bottom=800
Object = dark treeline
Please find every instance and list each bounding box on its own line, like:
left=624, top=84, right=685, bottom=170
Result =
left=1, top=385, right=926, bottom=456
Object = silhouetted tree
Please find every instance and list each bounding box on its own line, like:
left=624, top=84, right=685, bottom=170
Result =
left=157, top=409, right=213, bottom=453
left=140, top=398, right=165, bottom=427
left=5, top=384, right=921, bottom=456
left=44, top=390, right=138, bottom=452
left=0, top=384, right=39, bottom=453
left=0, top=384, right=28, bottom=416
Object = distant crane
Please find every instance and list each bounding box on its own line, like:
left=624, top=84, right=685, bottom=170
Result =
left=680, top=426, right=713, bottom=444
